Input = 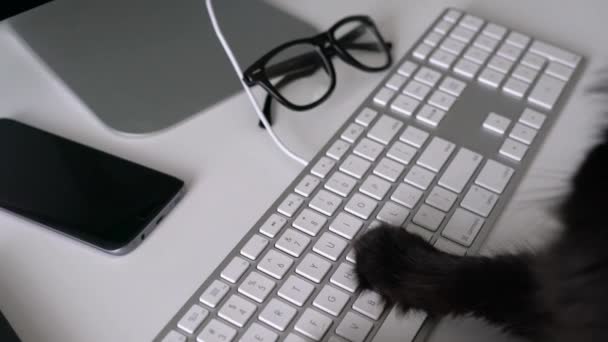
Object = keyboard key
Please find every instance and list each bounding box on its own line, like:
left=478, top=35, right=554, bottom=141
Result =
left=427, top=90, right=456, bottom=111
left=241, top=234, right=269, bottom=260
left=496, top=43, right=523, bottom=61
left=295, top=174, right=321, bottom=197
left=404, top=165, right=435, bottom=190
left=259, top=299, right=298, bottom=331
left=473, top=35, right=498, bottom=52
left=345, top=193, right=378, bottom=220
left=314, top=232, right=348, bottom=261
left=387, top=141, right=417, bottom=165
left=313, top=285, right=350, bottom=316
left=529, top=40, right=581, bottom=68
left=412, top=204, right=445, bottom=231
left=438, top=147, right=483, bottom=193
left=329, top=212, right=364, bottom=240
left=346, top=248, right=357, bottom=263
left=331, top=262, right=358, bottom=292
left=417, top=137, right=456, bottom=172
left=441, top=208, right=485, bottom=246
left=450, top=26, right=475, bottom=43
left=488, top=55, right=513, bottom=73
left=296, top=253, right=332, bottom=283
left=374, top=157, right=405, bottom=182
left=336, top=312, right=374, bottom=342
left=360, top=174, right=392, bottom=200
left=218, top=295, right=257, bottom=328
left=310, top=190, right=342, bottom=216
left=426, top=186, right=458, bottom=212
left=373, top=87, right=395, bottom=106
left=433, top=20, right=453, bottom=34
left=400, top=126, right=429, bottom=148
left=368, top=115, right=403, bottom=144
left=391, top=183, right=423, bottom=208
left=429, top=49, right=457, bottom=69
left=340, top=155, right=371, bottom=179
left=512, top=64, right=538, bottom=83
left=440, top=37, right=466, bottom=56
left=259, top=214, right=287, bottom=238
left=405, top=223, right=434, bottom=241
left=521, top=52, right=546, bottom=70
left=311, top=156, right=336, bottom=178
left=162, top=331, right=186, bottom=342
left=354, top=138, right=384, bottom=161
left=295, top=308, right=333, bottom=341
left=327, top=139, right=351, bottom=160
left=503, top=77, right=529, bottom=98
left=454, top=58, right=481, bottom=79
left=341, top=123, right=365, bottom=143
left=377, top=201, right=410, bottom=226
left=505, top=31, right=530, bottom=48
left=200, top=280, right=230, bottom=308
left=482, top=112, right=511, bottom=135
left=198, top=319, right=237, bottom=342
left=464, top=46, right=490, bottom=64
left=385, top=73, right=407, bottom=90
left=239, top=323, right=278, bottom=342
left=434, top=237, right=467, bottom=256
left=402, top=80, right=431, bottom=100
left=461, top=185, right=499, bottom=217
left=482, top=23, right=506, bottom=40
left=509, top=122, right=538, bottom=144
left=397, top=60, right=418, bottom=77
left=277, top=193, right=304, bottom=217
left=478, top=67, right=505, bottom=88
left=278, top=275, right=315, bottom=306
left=390, top=94, right=420, bottom=116
left=444, top=9, right=462, bottom=22
left=414, top=67, right=442, bottom=87
left=353, top=291, right=385, bottom=320
left=221, top=257, right=249, bottom=283
left=459, top=14, right=484, bottom=31
left=439, top=77, right=466, bottom=96
left=325, top=171, right=357, bottom=197
left=529, top=74, right=566, bottom=110
left=238, top=271, right=276, bottom=303
left=178, top=304, right=209, bottom=334
left=258, top=249, right=293, bottom=279
left=424, top=31, right=443, bottom=47
left=355, top=108, right=378, bottom=127
left=500, top=138, right=528, bottom=161
left=475, top=159, right=514, bottom=194
left=276, top=228, right=311, bottom=257
left=519, top=108, right=546, bottom=129
left=293, top=208, right=328, bottom=236
left=416, top=105, right=445, bottom=128
left=413, top=43, right=433, bottom=60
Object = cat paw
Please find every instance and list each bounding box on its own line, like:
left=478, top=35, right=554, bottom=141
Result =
left=354, top=225, right=445, bottom=310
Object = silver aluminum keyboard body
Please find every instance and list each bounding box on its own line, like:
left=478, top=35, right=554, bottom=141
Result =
left=156, top=8, right=584, bottom=342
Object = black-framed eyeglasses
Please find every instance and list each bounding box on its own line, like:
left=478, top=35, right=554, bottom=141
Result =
left=243, top=15, right=393, bottom=128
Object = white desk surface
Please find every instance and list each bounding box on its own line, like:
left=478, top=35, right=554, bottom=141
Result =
left=0, top=1, right=607, bottom=341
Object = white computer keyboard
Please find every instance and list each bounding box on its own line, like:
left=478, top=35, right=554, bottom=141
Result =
left=156, top=8, right=583, bottom=342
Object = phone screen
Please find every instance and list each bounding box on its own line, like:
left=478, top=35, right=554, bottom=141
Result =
left=0, top=119, right=184, bottom=252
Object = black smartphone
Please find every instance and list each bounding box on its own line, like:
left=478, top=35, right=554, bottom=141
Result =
left=0, top=119, right=185, bottom=255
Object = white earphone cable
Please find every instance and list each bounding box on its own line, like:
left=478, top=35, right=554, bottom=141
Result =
left=204, top=0, right=309, bottom=167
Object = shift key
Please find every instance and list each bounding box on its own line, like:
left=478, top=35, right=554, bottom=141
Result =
left=475, top=159, right=514, bottom=194
left=438, top=148, right=482, bottom=193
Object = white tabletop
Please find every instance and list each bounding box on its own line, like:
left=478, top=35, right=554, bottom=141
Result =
left=0, top=1, right=606, bottom=341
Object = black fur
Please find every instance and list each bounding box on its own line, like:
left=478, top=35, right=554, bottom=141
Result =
left=355, top=86, right=608, bottom=341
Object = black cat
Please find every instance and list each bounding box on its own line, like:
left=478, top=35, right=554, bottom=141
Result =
left=354, top=105, right=608, bottom=340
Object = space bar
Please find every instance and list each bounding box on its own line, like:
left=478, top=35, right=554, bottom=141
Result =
left=371, top=309, right=427, bottom=341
